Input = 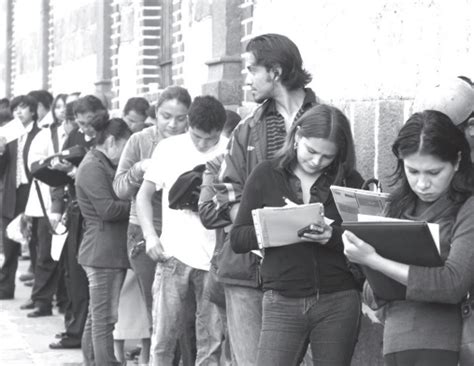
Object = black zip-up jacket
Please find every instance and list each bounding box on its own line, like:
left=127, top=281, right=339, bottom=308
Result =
left=230, top=159, right=363, bottom=297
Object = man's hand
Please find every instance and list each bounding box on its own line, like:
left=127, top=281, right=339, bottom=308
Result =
left=145, top=235, right=170, bottom=262
left=0, top=136, right=7, bottom=155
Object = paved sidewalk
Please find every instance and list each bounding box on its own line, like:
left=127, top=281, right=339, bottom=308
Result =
left=0, top=256, right=82, bottom=366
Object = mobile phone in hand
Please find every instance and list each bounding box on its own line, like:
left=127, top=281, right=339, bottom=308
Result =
left=297, top=224, right=323, bottom=237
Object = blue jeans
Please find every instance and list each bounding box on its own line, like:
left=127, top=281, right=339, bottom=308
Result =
left=127, top=223, right=156, bottom=329
left=257, top=289, right=361, bottom=366
left=224, top=284, right=263, bottom=366
left=150, top=257, right=223, bottom=366
left=81, top=266, right=126, bottom=366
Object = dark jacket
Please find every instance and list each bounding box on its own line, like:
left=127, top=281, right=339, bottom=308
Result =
left=0, top=122, right=40, bottom=219
left=75, top=149, right=130, bottom=268
left=230, top=159, right=364, bottom=297
left=214, top=89, right=320, bottom=288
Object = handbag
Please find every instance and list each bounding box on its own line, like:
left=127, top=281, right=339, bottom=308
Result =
left=30, top=145, right=87, bottom=187
left=459, top=293, right=474, bottom=365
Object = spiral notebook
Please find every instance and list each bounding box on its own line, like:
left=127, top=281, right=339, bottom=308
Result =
left=252, top=202, right=324, bottom=249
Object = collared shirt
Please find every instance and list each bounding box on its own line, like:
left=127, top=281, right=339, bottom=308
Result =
left=16, top=121, right=34, bottom=187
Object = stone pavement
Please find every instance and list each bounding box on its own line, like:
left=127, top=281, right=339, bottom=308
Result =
left=0, top=256, right=82, bottom=366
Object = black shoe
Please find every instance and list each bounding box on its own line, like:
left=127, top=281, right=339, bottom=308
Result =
left=19, top=272, right=34, bottom=282
left=49, top=336, right=81, bottom=349
left=27, top=307, right=52, bottom=318
left=55, top=332, right=67, bottom=339
left=0, top=291, right=14, bottom=300
left=125, top=346, right=142, bottom=360
left=24, top=279, right=34, bottom=287
left=20, top=299, right=35, bottom=310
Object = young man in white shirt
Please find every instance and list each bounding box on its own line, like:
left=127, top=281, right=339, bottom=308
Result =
left=137, top=95, right=228, bottom=366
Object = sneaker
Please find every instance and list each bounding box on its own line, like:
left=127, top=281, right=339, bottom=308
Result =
left=19, top=272, right=34, bottom=282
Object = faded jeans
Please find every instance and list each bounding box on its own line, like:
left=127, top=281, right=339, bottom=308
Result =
left=81, top=266, right=126, bottom=366
left=257, top=289, right=361, bottom=366
left=224, top=284, right=263, bottom=366
left=150, top=257, right=223, bottom=366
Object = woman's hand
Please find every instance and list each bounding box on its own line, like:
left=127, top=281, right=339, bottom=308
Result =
left=342, top=230, right=378, bottom=266
left=300, top=222, right=333, bottom=244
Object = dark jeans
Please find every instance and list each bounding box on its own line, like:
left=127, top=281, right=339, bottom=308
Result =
left=82, top=266, right=126, bottom=366
left=384, top=349, right=459, bottom=366
left=31, top=217, right=58, bottom=309
left=257, top=289, right=361, bottom=366
left=0, top=184, right=29, bottom=296
left=63, top=206, right=89, bottom=341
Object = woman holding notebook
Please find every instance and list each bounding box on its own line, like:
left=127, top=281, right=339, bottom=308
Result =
left=343, top=110, right=474, bottom=366
left=230, top=104, right=364, bottom=366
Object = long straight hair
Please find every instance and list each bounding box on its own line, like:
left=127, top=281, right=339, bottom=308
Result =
left=386, top=110, right=474, bottom=217
left=275, top=104, right=356, bottom=184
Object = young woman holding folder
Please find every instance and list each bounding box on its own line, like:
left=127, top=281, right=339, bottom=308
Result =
left=230, top=104, right=365, bottom=366
left=343, top=110, right=474, bottom=366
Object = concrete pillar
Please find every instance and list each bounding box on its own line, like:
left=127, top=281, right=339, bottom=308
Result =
left=0, top=0, right=12, bottom=97
left=202, top=0, right=242, bottom=109
left=40, top=0, right=49, bottom=90
left=95, top=0, right=112, bottom=107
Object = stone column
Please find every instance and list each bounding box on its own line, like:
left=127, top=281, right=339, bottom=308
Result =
left=95, top=0, right=112, bottom=107
left=0, top=0, right=12, bottom=97
left=202, top=0, right=242, bottom=109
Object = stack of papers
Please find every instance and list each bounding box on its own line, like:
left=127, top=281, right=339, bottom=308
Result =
left=252, top=202, right=324, bottom=248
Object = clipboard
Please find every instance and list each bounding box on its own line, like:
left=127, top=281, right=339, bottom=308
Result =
left=342, top=221, right=443, bottom=301
left=330, top=185, right=389, bottom=221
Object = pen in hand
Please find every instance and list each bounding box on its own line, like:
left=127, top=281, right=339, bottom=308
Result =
left=283, top=196, right=298, bottom=207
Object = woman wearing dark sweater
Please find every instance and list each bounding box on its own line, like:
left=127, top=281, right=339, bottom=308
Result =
left=230, top=104, right=364, bottom=366
left=75, top=114, right=131, bottom=365
left=344, top=110, right=474, bottom=366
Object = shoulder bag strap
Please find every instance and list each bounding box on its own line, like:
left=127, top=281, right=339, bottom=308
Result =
left=34, top=179, right=67, bottom=235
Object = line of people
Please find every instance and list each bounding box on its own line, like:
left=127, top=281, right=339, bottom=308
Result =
left=0, top=32, right=474, bottom=366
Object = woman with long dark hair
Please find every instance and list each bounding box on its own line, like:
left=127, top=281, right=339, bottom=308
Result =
left=75, top=114, right=132, bottom=365
left=230, top=104, right=364, bottom=365
left=344, top=110, right=474, bottom=366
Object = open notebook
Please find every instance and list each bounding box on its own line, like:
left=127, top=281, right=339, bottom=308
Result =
left=251, top=202, right=324, bottom=249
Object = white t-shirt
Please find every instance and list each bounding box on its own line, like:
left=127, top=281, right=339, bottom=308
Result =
left=144, top=132, right=228, bottom=271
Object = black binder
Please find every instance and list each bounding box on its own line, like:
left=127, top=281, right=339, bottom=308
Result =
left=342, top=221, right=443, bottom=301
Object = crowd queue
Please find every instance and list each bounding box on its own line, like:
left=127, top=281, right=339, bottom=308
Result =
left=1, top=33, right=474, bottom=366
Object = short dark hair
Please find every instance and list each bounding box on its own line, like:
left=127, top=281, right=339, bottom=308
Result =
left=65, top=101, right=76, bottom=121
left=156, top=85, right=192, bottom=110
left=188, top=96, right=226, bottom=133
left=10, top=95, right=38, bottom=121
left=90, top=113, right=131, bottom=146
left=223, top=109, right=241, bottom=137
left=0, top=98, right=10, bottom=110
left=123, top=97, right=150, bottom=118
left=246, top=33, right=312, bottom=90
left=146, top=104, right=156, bottom=119
left=74, top=95, right=107, bottom=116
left=387, top=110, right=474, bottom=217
left=27, top=90, right=53, bottom=110
left=276, top=104, right=356, bottom=183
left=0, top=108, right=12, bottom=124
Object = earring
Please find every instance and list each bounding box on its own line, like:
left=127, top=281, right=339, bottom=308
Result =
left=293, top=141, right=298, bottom=150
